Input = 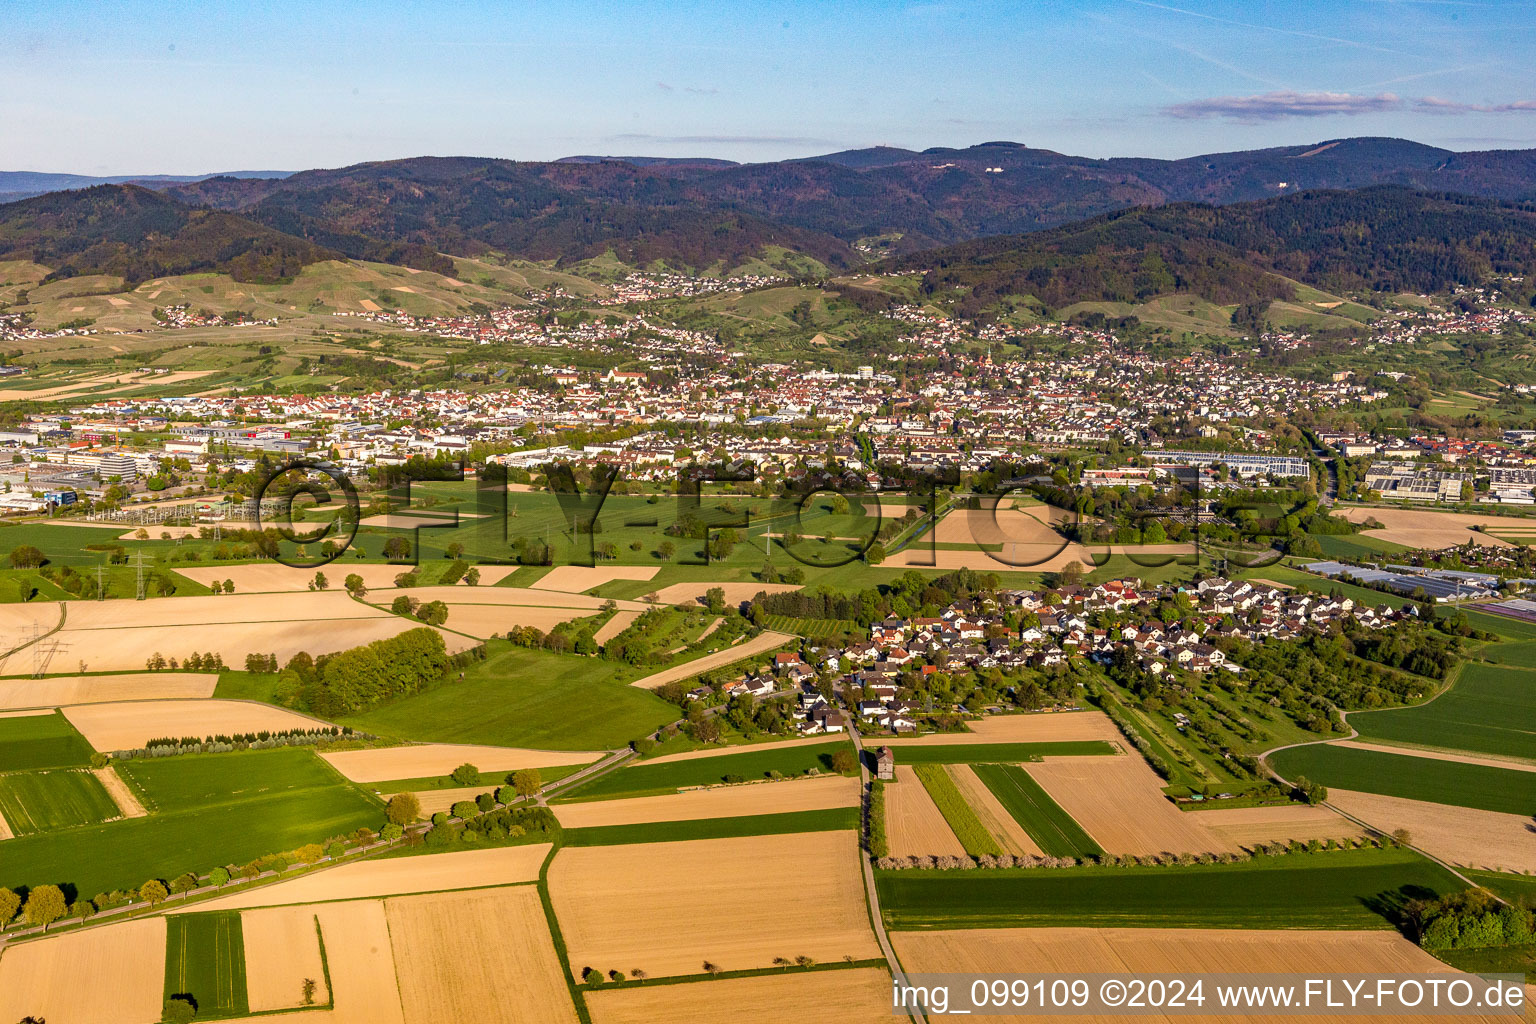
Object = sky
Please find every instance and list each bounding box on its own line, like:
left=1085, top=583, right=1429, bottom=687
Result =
left=5, top=0, right=1536, bottom=174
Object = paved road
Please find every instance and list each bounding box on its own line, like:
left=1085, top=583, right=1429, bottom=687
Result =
left=536, top=747, right=634, bottom=803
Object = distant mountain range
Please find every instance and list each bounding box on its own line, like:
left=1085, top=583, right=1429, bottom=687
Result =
left=3, top=138, right=1536, bottom=294
left=0, top=169, right=290, bottom=204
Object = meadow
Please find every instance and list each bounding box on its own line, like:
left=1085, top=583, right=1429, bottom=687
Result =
left=0, top=768, right=120, bottom=834
left=971, top=762, right=1103, bottom=858
left=0, top=711, right=96, bottom=771
left=164, top=911, right=249, bottom=1018
left=1268, top=743, right=1536, bottom=815
left=877, top=847, right=1464, bottom=930
left=340, top=640, right=679, bottom=750
left=1347, top=661, right=1536, bottom=760
left=118, top=747, right=359, bottom=813
left=556, top=740, right=854, bottom=802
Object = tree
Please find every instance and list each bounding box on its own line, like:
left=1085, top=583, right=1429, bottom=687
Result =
left=0, top=886, right=20, bottom=928
left=344, top=573, right=366, bottom=597
left=209, top=866, right=231, bottom=887
left=830, top=749, right=857, bottom=775
left=139, top=879, right=169, bottom=907
left=163, top=997, right=197, bottom=1024
left=1392, top=828, right=1413, bottom=846
left=24, top=884, right=66, bottom=931
left=383, top=536, right=412, bottom=561
left=450, top=763, right=480, bottom=786
left=657, top=540, right=675, bottom=561
left=8, top=545, right=45, bottom=569
left=385, top=792, right=422, bottom=825
left=511, top=768, right=542, bottom=798
left=312, top=570, right=330, bottom=591
left=1056, top=561, right=1085, bottom=587
left=463, top=567, right=480, bottom=586
left=302, top=978, right=318, bottom=1006
left=222, top=579, right=234, bottom=594
left=705, top=586, right=727, bottom=615
left=865, top=542, right=886, bottom=565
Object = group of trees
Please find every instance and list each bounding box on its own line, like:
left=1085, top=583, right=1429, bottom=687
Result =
left=389, top=594, right=450, bottom=626
left=1410, top=888, right=1534, bottom=951
left=275, top=628, right=460, bottom=717
left=145, top=650, right=228, bottom=672
left=750, top=568, right=1001, bottom=628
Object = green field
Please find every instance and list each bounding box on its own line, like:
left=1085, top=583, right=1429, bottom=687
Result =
left=0, top=768, right=120, bottom=834
left=369, top=762, right=586, bottom=794
left=118, top=747, right=360, bottom=813
left=1348, top=662, right=1536, bottom=760
left=971, top=763, right=1103, bottom=858
left=0, top=711, right=97, bottom=771
left=165, top=911, right=249, bottom=1018
left=1268, top=743, right=1536, bottom=815
left=877, top=848, right=1465, bottom=930
left=339, top=641, right=679, bottom=750
left=890, top=742, right=1116, bottom=764
left=914, top=764, right=1003, bottom=857
left=561, top=807, right=859, bottom=846
left=555, top=740, right=854, bottom=802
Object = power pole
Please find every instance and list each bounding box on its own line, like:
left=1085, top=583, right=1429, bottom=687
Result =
left=134, top=551, right=148, bottom=601
left=95, top=562, right=107, bottom=601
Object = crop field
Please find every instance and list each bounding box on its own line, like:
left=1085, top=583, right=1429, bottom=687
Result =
left=760, top=614, right=862, bottom=637
left=1348, top=662, right=1536, bottom=760
left=881, top=710, right=1125, bottom=745
left=118, top=747, right=356, bottom=813
left=1328, top=789, right=1536, bottom=874
left=585, top=967, right=896, bottom=1024
left=552, top=773, right=859, bottom=827
left=0, top=709, right=95, bottom=770
left=1268, top=743, right=1536, bottom=815
left=943, top=765, right=1042, bottom=856
left=1193, top=803, right=1365, bottom=848
left=0, top=767, right=120, bottom=834
left=1025, top=755, right=1239, bottom=855
left=61, top=699, right=332, bottom=752
left=558, top=740, right=853, bottom=802
left=914, top=763, right=1003, bottom=857
left=0, top=917, right=166, bottom=1024
left=0, top=671, right=217, bottom=710
left=386, top=886, right=578, bottom=1024
left=548, top=831, right=881, bottom=978
left=886, top=764, right=966, bottom=857
left=626, top=630, right=796, bottom=690
left=561, top=806, right=859, bottom=847
left=164, top=911, right=250, bottom=1018
left=877, top=848, right=1466, bottom=930
left=891, top=741, right=1116, bottom=764
left=341, top=641, right=678, bottom=750
left=240, top=905, right=329, bottom=1012
left=321, top=742, right=599, bottom=783
left=971, top=763, right=1102, bottom=858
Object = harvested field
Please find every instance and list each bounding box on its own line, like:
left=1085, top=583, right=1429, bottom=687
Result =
left=1194, top=802, right=1363, bottom=848
left=241, top=905, right=329, bottom=1012
left=945, top=764, right=1043, bottom=856
left=628, top=631, right=794, bottom=690
left=644, top=581, right=800, bottom=607
left=0, top=916, right=166, bottom=1024
left=533, top=565, right=658, bottom=593
left=62, top=699, right=325, bottom=751
left=0, top=808, right=11, bottom=840
left=386, top=886, right=577, bottom=1024
left=94, top=764, right=147, bottom=817
left=586, top=967, right=894, bottom=1024
left=592, top=608, right=640, bottom=645
left=180, top=844, right=552, bottom=911
left=1026, top=756, right=1238, bottom=855
left=644, top=735, right=850, bottom=765
left=892, top=507, right=1091, bottom=572
left=0, top=708, right=53, bottom=718
left=384, top=585, right=645, bottom=611
left=886, top=764, right=966, bottom=858
left=389, top=786, right=493, bottom=816
left=883, top=710, right=1123, bottom=746
left=0, top=601, right=62, bottom=639
left=552, top=774, right=860, bottom=828
left=64, top=590, right=384, bottom=630
left=1328, top=789, right=1536, bottom=874
left=436, top=601, right=583, bottom=638
left=893, top=928, right=1509, bottom=1023
left=300, top=899, right=405, bottom=1024
left=0, top=672, right=217, bottom=710
left=174, top=562, right=516, bottom=593
left=322, top=743, right=599, bottom=783
left=1337, top=506, right=1523, bottom=549
left=1334, top=739, right=1536, bottom=774
left=548, top=831, right=880, bottom=978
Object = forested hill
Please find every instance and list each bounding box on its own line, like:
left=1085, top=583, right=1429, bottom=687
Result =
left=0, top=184, right=338, bottom=285
left=888, top=187, right=1536, bottom=317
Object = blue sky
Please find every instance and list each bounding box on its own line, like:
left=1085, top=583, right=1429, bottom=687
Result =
left=6, top=0, right=1536, bottom=173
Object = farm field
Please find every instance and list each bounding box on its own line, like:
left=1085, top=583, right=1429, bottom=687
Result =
left=1328, top=789, right=1536, bottom=874
left=62, top=699, right=327, bottom=752
left=585, top=967, right=896, bottom=1024
left=303, top=899, right=407, bottom=1024
left=551, top=773, right=859, bottom=828
left=386, top=886, right=578, bottom=1024
left=556, top=739, right=853, bottom=801
left=890, top=741, right=1116, bottom=763
left=320, top=742, right=601, bottom=783
left=880, top=709, right=1124, bottom=745
left=1192, top=802, right=1365, bottom=848
left=173, top=562, right=518, bottom=592
left=164, top=911, right=249, bottom=1018
left=891, top=927, right=1512, bottom=1023
left=889, top=507, right=1092, bottom=572
left=644, top=581, right=799, bottom=607
left=1025, top=755, right=1239, bottom=855
left=0, top=671, right=217, bottom=710
left=1268, top=742, right=1536, bottom=815
left=241, top=904, right=329, bottom=1012
left=0, top=916, right=166, bottom=1024
left=876, top=848, right=1466, bottom=930
left=641, top=734, right=848, bottom=765
left=182, top=844, right=552, bottom=911
left=1335, top=506, right=1526, bottom=548
left=0, top=767, right=121, bottom=834
left=1347, top=661, right=1536, bottom=761
left=944, top=764, right=1042, bottom=856
left=561, top=806, right=859, bottom=847
left=531, top=564, right=659, bottom=593
left=626, top=630, right=795, bottom=690
left=971, top=762, right=1101, bottom=858
left=548, top=831, right=881, bottom=978
left=119, top=747, right=356, bottom=813
left=914, top=763, right=1003, bottom=857
left=0, top=709, right=95, bottom=770
left=340, top=641, right=678, bottom=750
left=885, top=764, right=967, bottom=858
